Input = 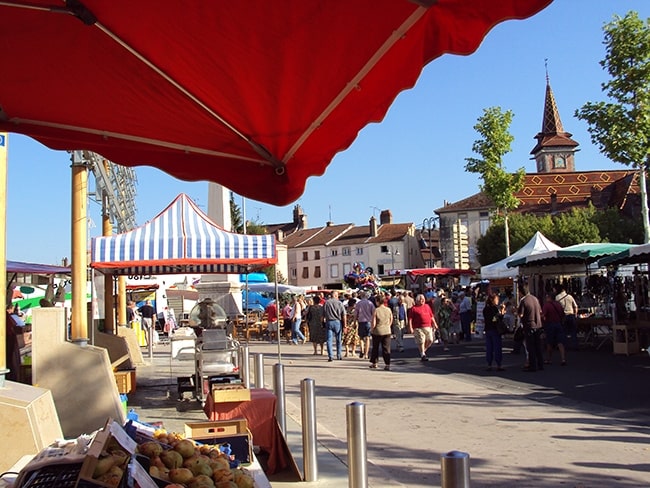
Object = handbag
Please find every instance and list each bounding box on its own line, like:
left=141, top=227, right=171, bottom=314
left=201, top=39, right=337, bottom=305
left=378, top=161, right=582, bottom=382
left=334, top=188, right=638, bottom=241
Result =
left=496, top=317, right=508, bottom=335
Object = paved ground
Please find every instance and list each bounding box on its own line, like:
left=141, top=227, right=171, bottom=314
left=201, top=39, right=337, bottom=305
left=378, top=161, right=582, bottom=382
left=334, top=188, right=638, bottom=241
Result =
left=128, top=333, right=650, bottom=487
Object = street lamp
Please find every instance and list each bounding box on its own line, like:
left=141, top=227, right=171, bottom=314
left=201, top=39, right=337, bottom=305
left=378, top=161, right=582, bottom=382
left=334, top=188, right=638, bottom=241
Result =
left=422, top=217, right=438, bottom=268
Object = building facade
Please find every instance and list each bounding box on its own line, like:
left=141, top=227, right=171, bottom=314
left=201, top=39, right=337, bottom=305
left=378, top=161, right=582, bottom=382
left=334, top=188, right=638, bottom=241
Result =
left=436, top=78, right=641, bottom=270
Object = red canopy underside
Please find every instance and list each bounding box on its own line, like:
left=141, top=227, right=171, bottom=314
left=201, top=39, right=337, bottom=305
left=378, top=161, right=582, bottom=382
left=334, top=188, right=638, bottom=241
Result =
left=0, top=0, right=551, bottom=205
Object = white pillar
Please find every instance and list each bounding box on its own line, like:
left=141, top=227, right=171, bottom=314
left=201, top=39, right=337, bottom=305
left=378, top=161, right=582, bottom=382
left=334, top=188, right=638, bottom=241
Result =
left=197, top=183, right=242, bottom=317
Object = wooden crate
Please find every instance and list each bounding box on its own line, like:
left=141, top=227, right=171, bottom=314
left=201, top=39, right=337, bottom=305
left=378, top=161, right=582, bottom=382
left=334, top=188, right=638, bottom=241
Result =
left=114, top=369, right=136, bottom=394
left=212, top=384, right=251, bottom=403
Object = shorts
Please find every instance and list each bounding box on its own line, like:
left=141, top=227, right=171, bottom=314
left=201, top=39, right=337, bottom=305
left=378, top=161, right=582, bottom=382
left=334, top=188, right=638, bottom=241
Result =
left=544, top=322, right=565, bottom=346
left=413, top=327, right=434, bottom=345
left=357, top=321, right=371, bottom=338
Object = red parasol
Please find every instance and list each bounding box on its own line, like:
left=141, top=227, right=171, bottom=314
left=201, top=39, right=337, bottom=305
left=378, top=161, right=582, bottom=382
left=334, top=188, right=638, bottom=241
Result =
left=0, top=0, right=551, bottom=205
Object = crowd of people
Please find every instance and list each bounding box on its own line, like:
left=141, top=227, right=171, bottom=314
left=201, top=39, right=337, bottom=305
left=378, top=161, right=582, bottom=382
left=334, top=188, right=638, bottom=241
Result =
left=262, top=285, right=494, bottom=370
left=260, top=280, right=580, bottom=374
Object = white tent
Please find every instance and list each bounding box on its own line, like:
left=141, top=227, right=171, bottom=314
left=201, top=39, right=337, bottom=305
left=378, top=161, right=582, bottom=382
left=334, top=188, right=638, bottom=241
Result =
left=480, top=231, right=561, bottom=279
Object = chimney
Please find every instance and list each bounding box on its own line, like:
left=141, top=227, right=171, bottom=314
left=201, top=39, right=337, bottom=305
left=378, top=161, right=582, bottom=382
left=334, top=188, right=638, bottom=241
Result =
left=276, top=229, right=285, bottom=241
left=369, top=216, right=378, bottom=237
left=379, top=209, right=392, bottom=225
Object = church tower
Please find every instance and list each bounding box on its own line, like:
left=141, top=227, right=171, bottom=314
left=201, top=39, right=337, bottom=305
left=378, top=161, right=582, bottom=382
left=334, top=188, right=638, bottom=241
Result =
left=530, top=71, right=579, bottom=173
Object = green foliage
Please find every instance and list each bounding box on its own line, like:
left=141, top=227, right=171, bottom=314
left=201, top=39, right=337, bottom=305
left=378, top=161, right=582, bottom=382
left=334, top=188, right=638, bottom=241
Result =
left=475, top=207, right=640, bottom=266
left=592, top=207, right=645, bottom=243
left=465, top=107, right=525, bottom=214
left=230, top=192, right=244, bottom=233
left=551, top=207, right=600, bottom=246
left=575, top=11, right=650, bottom=168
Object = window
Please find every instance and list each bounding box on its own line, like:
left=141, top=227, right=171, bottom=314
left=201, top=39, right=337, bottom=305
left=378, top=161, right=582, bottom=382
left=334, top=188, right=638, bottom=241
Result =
left=330, top=249, right=338, bottom=257
left=314, top=266, right=321, bottom=278
left=380, top=245, right=388, bottom=253
left=314, top=250, right=321, bottom=260
left=342, top=263, right=351, bottom=275
left=356, top=247, right=364, bottom=255
left=330, top=264, right=339, bottom=278
left=377, top=264, right=385, bottom=275
left=342, top=247, right=351, bottom=256
left=479, top=211, right=490, bottom=236
left=302, top=251, right=308, bottom=261
left=290, top=268, right=297, bottom=278
left=302, top=267, right=309, bottom=279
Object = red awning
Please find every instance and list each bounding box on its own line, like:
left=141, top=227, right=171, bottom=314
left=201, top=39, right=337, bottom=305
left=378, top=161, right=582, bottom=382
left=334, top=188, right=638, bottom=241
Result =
left=407, top=268, right=476, bottom=277
left=0, top=1, right=551, bottom=205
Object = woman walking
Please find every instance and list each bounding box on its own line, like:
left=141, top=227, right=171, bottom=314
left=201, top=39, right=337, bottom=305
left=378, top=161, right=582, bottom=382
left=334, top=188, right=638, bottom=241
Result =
left=483, top=293, right=505, bottom=371
left=369, top=292, right=393, bottom=370
left=306, top=297, right=326, bottom=354
left=290, top=295, right=306, bottom=344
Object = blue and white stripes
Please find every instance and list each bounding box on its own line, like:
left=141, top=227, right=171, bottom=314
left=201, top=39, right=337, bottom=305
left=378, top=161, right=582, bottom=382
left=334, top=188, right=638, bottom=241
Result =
left=91, top=194, right=276, bottom=275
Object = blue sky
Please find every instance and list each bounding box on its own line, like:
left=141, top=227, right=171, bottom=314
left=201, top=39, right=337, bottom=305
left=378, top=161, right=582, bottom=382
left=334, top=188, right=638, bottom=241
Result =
left=6, top=0, right=650, bottom=265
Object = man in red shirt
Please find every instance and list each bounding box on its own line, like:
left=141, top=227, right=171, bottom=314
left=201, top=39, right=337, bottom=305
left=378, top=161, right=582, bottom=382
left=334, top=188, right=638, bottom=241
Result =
left=408, top=294, right=438, bottom=361
left=265, top=300, right=278, bottom=341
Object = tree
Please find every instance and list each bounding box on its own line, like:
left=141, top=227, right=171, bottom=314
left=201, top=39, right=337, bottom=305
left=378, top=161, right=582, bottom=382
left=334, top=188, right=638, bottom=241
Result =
left=230, top=192, right=244, bottom=233
left=465, top=107, right=525, bottom=256
left=575, top=11, right=650, bottom=243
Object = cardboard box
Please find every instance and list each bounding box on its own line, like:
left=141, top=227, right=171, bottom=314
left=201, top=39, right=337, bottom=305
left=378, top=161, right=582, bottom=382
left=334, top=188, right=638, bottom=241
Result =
left=184, top=420, right=253, bottom=464
left=211, top=384, right=251, bottom=403
left=114, top=369, right=136, bottom=394
left=77, top=419, right=137, bottom=487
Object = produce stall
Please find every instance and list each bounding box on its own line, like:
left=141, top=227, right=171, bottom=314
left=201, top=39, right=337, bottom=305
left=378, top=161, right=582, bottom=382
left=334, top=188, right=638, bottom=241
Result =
left=4, top=418, right=268, bottom=488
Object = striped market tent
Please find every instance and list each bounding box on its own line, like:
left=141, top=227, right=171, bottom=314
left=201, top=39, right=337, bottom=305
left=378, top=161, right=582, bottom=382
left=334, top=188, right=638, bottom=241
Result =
left=91, top=193, right=276, bottom=276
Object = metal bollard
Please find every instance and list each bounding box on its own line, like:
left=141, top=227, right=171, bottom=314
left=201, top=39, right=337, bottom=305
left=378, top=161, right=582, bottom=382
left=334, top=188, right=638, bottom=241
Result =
left=273, top=363, right=287, bottom=437
left=238, top=344, right=250, bottom=389
left=441, top=450, right=470, bottom=488
left=346, top=402, right=367, bottom=488
left=301, top=378, right=318, bottom=481
left=253, top=353, right=265, bottom=389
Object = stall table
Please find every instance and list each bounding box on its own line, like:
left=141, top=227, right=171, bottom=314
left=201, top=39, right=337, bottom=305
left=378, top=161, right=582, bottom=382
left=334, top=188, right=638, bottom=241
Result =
left=577, top=316, right=614, bottom=349
left=203, top=388, right=291, bottom=475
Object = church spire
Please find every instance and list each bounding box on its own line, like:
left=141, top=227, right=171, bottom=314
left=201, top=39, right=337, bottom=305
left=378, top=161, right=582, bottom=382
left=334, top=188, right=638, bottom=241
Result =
left=541, top=60, right=565, bottom=134
left=531, top=62, right=578, bottom=173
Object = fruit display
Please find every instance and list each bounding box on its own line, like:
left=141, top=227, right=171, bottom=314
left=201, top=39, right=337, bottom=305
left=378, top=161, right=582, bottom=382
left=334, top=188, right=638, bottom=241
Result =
left=136, top=429, right=255, bottom=488
left=90, top=436, right=131, bottom=486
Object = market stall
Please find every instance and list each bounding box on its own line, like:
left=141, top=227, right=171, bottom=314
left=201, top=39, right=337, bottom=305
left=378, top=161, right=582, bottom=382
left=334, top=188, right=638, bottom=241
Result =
left=404, top=267, right=476, bottom=292
left=598, top=243, right=650, bottom=352
left=507, top=242, right=637, bottom=350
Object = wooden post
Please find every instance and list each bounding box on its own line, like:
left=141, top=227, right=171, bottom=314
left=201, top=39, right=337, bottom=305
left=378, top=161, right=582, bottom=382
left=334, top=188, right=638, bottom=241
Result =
left=71, top=152, right=88, bottom=343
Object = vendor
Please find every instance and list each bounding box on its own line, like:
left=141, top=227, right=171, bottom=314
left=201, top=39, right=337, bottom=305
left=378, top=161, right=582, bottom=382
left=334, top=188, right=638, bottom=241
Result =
left=5, top=304, right=22, bottom=382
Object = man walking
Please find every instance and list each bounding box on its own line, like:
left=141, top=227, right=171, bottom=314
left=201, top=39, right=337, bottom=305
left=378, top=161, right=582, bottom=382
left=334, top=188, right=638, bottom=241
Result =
left=518, top=284, right=544, bottom=372
left=323, top=291, right=347, bottom=362
left=354, top=291, right=375, bottom=359
left=555, top=284, right=579, bottom=350
left=138, top=299, right=156, bottom=347
left=459, top=290, right=473, bottom=341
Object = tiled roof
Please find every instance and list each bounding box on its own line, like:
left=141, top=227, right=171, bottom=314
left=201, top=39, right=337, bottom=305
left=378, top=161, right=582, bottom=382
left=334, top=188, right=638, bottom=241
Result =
left=437, top=169, right=639, bottom=215
left=335, top=223, right=413, bottom=245
left=285, top=223, right=355, bottom=248
left=518, top=169, right=638, bottom=210
left=281, top=227, right=328, bottom=247
left=436, top=192, right=494, bottom=212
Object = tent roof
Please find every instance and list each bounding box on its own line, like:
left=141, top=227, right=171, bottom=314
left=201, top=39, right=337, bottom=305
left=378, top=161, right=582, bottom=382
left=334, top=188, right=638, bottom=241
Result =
left=598, top=243, right=650, bottom=267
left=481, top=231, right=560, bottom=279
left=91, top=193, right=276, bottom=276
left=507, top=242, right=634, bottom=268
left=7, top=260, right=71, bottom=275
